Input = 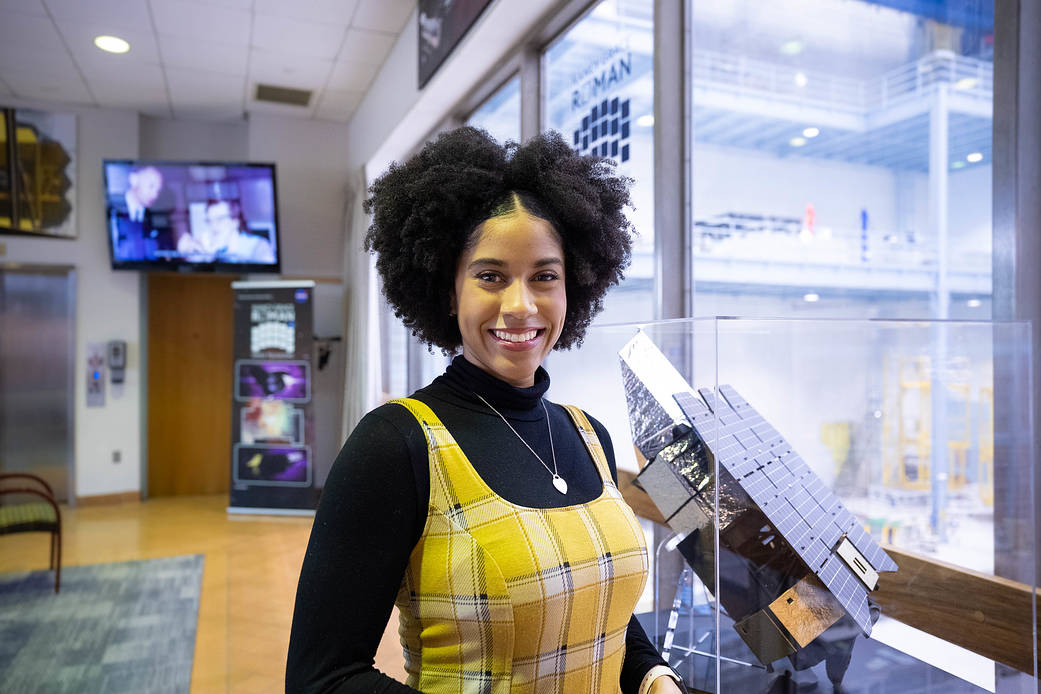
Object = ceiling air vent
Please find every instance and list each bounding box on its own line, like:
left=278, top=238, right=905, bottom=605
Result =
left=255, top=84, right=313, bottom=107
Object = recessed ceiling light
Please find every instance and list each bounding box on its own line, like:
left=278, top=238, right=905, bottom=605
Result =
left=789, top=136, right=806, bottom=147
left=793, top=72, right=808, bottom=87
left=803, top=292, right=820, bottom=302
left=967, top=298, right=982, bottom=308
left=636, top=114, right=654, bottom=127
left=954, top=77, right=978, bottom=90
left=966, top=152, right=983, bottom=163
left=780, top=40, right=804, bottom=56
left=802, top=127, right=820, bottom=138
left=951, top=161, right=966, bottom=169
left=94, top=35, right=130, bottom=54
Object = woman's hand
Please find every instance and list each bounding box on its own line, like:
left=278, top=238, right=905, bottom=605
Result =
left=647, top=674, right=684, bottom=693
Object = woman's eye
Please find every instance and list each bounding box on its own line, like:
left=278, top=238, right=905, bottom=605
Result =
left=476, top=272, right=500, bottom=283
left=535, top=272, right=559, bottom=282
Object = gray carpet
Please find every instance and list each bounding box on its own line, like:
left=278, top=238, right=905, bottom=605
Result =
left=0, top=554, right=204, bottom=694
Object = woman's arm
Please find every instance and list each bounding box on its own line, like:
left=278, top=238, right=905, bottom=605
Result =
left=286, top=409, right=425, bottom=693
left=586, top=415, right=682, bottom=694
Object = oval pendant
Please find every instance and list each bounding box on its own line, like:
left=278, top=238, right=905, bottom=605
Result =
left=552, top=475, right=568, bottom=495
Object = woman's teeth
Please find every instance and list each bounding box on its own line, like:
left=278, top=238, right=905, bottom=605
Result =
left=493, top=329, right=538, bottom=342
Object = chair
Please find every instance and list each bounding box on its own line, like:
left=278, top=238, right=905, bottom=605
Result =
left=0, top=473, right=62, bottom=593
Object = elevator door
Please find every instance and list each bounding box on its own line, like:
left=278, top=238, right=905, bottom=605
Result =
left=0, top=266, right=75, bottom=501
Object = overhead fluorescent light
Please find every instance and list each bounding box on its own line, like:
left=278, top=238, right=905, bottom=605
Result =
left=636, top=114, right=654, bottom=127
left=951, top=161, right=966, bottom=170
left=789, top=136, right=806, bottom=147
left=802, top=127, right=819, bottom=138
left=803, top=292, right=820, bottom=302
left=954, top=77, right=978, bottom=90
left=967, top=298, right=982, bottom=308
left=780, top=40, right=804, bottom=56
left=94, top=35, right=130, bottom=54
left=793, top=72, right=808, bottom=87
left=966, top=152, right=983, bottom=163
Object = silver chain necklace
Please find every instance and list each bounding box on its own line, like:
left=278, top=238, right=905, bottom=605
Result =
left=473, top=392, right=568, bottom=495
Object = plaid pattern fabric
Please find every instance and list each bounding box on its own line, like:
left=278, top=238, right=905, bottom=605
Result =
left=392, top=398, right=648, bottom=694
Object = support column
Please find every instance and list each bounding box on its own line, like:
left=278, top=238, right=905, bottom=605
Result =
left=928, top=81, right=949, bottom=537
left=993, top=1, right=1040, bottom=690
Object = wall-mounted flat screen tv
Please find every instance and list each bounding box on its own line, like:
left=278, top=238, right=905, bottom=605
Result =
left=104, top=160, right=280, bottom=273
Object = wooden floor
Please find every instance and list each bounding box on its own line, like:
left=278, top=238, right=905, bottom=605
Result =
left=0, top=495, right=407, bottom=693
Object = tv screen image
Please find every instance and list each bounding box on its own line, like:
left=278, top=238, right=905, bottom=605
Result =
left=104, top=160, right=280, bottom=273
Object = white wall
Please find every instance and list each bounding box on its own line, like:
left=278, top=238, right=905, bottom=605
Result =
left=346, top=0, right=559, bottom=176
left=139, top=115, right=248, bottom=161
left=2, top=103, right=142, bottom=499
left=247, top=113, right=350, bottom=278
left=694, top=144, right=900, bottom=233
left=694, top=143, right=993, bottom=263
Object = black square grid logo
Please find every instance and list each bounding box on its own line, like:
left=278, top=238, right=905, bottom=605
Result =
left=573, top=97, right=630, bottom=162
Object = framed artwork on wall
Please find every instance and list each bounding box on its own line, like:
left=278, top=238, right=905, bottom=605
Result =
left=1, top=106, right=76, bottom=239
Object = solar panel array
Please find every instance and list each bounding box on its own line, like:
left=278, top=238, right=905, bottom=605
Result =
left=673, top=386, right=897, bottom=635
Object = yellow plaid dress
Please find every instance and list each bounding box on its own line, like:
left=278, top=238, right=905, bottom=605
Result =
left=391, top=398, right=649, bottom=694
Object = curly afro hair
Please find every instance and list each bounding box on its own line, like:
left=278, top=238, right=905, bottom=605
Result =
left=364, top=126, right=634, bottom=352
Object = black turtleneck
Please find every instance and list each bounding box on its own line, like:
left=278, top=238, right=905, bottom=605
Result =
left=287, top=357, right=667, bottom=693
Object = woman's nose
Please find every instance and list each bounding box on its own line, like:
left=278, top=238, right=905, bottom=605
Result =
left=501, top=280, right=537, bottom=317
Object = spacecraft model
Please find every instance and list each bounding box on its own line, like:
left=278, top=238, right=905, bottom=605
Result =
left=619, top=332, right=897, bottom=679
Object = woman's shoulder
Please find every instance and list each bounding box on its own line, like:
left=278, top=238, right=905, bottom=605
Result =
left=546, top=401, right=612, bottom=437
left=354, top=399, right=429, bottom=442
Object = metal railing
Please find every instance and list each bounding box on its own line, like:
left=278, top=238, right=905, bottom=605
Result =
left=692, top=49, right=993, bottom=115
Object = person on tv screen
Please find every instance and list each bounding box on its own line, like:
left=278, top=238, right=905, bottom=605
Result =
left=178, top=198, right=275, bottom=264
left=109, top=165, right=174, bottom=261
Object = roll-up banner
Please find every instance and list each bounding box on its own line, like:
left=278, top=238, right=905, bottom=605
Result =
left=228, top=280, right=318, bottom=515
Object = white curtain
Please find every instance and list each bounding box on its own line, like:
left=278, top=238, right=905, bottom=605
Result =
left=340, top=166, right=382, bottom=441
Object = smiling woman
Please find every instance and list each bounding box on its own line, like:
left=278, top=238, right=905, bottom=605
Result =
left=286, top=128, right=686, bottom=693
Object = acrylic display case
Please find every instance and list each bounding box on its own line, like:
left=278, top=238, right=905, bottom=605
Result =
left=545, top=318, right=1037, bottom=694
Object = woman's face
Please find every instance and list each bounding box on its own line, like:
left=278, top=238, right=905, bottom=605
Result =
left=452, top=210, right=566, bottom=387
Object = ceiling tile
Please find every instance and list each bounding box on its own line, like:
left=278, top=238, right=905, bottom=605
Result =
left=0, top=11, right=66, bottom=52
left=314, top=88, right=362, bottom=121
left=0, top=39, right=79, bottom=74
left=253, top=0, right=358, bottom=25
left=173, top=0, right=252, bottom=9
left=158, top=34, right=248, bottom=75
left=251, top=13, right=346, bottom=60
left=3, top=67, right=93, bottom=104
left=326, top=60, right=376, bottom=92
left=80, top=59, right=165, bottom=93
left=149, top=0, right=250, bottom=46
left=0, top=0, right=46, bottom=15
left=55, top=18, right=162, bottom=65
left=249, top=49, right=332, bottom=90
left=337, top=28, right=394, bottom=66
left=350, top=0, right=413, bottom=34
left=44, top=0, right=152, bottom=29
left=165, top=65, right=244, bottom=108
left=91, top=82, right=170, bottom=112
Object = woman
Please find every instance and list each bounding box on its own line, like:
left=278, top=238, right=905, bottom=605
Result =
left=287, top=128, right=684, bottom=694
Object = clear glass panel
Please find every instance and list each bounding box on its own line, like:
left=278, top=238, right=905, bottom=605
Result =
left=542, top=0, right=655, bottom=323
left=467, top=75, right=521, bottom=145
left=551, top=318, right=1035, bottom=693
left=689, top=1, right=994, bottom=321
